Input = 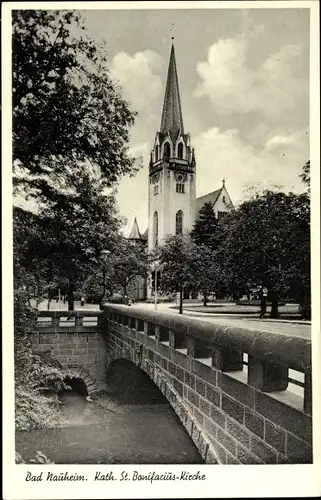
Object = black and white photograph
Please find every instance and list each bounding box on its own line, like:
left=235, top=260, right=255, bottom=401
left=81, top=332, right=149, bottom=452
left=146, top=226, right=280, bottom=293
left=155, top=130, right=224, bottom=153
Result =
left=2, top=1, right=320, bottom=498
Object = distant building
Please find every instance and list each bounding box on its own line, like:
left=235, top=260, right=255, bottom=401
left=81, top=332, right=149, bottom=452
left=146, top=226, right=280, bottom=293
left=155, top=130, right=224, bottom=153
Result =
left=147, top=43, right=196, bottom=257
left=127, top=217, right=148, bottom=300
left=196, top=179, right=234, bottom=220
left=128, top=42, right=234, bottom=301
left=128, top=217, right=147, bottom=244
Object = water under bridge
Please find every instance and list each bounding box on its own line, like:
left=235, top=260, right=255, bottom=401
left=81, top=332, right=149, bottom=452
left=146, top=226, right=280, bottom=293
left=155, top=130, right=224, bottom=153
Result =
left=24, top=305, right=312, bottom=464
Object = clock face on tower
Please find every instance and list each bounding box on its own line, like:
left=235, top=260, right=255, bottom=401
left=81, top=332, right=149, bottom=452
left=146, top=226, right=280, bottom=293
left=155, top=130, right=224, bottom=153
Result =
left=174, top=172, right=187, bottom=183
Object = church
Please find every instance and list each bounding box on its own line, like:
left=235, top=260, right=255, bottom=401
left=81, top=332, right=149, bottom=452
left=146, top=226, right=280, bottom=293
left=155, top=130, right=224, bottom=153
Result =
left=128, top=42, right=233, bottom=300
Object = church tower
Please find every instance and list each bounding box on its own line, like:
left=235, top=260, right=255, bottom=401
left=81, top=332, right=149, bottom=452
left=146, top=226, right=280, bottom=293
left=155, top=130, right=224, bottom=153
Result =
left=148, top=43, right=196, bottom=255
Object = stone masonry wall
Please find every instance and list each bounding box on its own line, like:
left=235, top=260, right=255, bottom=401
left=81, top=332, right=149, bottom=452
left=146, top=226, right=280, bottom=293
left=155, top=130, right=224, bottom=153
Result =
left=106, top=317, right=312, bottom=465
left=31, top=331, right=109, bottom=394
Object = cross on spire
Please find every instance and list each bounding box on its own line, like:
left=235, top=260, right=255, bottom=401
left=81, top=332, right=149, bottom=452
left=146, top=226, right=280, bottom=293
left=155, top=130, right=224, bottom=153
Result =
left=222, top=178, right=226, bottom=187
left=170, top=22, right=176, bottom=40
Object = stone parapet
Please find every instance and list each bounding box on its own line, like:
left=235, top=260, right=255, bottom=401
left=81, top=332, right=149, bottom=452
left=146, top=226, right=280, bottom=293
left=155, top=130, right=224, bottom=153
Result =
left=103, top=304, right=312, bottom=464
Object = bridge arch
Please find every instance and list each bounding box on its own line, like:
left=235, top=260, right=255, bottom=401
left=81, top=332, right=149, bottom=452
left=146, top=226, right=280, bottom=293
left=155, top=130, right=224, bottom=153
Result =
left=33, top=309, right=313, bottom=464
left=105, top=351, right=218, bottom=464
left=106, top=358, right=169, bottom=405
left=64, top=365, right=98, bottom=396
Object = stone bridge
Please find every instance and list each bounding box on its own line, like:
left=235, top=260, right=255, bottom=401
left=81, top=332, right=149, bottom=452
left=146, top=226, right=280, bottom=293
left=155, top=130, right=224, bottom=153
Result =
left=33, top=305, right=312, bottom=465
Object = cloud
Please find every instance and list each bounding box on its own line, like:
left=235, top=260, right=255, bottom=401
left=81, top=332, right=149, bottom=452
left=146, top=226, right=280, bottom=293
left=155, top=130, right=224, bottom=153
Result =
left=265, top=130, right=306, bottom=150
left=194, top=35, right=307, bottom=120
left=194, top=126, right=309, bottom=204
left=115, top=126, right=308, bottom=237
left=110, top=50, right=164, bottom=114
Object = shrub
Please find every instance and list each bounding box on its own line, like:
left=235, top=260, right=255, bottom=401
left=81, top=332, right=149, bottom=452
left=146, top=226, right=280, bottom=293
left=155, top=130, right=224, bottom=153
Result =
left=16, top=451, right=54, bottom=464
left=14, top=284, right=67, bottom=431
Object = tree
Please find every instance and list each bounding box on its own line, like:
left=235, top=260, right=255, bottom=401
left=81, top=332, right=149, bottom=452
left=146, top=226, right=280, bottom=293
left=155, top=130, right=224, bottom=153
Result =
left=109, top=238, right=148, bottom=298
left=216, top=190, right=310, bottom=318
left=300, top=160, right=310, bottom=192
left=12, top=10, right=137, bottom=201
left=14, top=165, right=123, bottom=310
left=12, top=10, right=142, bottom=430
left=13, top=256, right=67, bottom=431
left=156, top=235, right=200, bottom=314
left=191, top=202, right=218, bottom=248
left=13, top=206, right=50, bottom=308
left=194, top=245, right=221, bottom=306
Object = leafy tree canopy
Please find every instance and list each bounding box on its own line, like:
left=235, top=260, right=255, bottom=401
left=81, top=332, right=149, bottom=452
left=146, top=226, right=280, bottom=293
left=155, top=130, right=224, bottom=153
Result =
left=155, top=235, right=201, bottom=312
left=193, top=245, right=222, bottom=306
left=109, top=238, right=148, bottom=297
left=13, top=10, right=137, bottom=201
left=300, top=160, right=310, bottom=192
left=156, top=236, right=199, bottom=293
left=216, top=190, right=310, bottom=316
left=13, top=167, right=123, bottom=309
left=191, top=202, right=218, bottom=247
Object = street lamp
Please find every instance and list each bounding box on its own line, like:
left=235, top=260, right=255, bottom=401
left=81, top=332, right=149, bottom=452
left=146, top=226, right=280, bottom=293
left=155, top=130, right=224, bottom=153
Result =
left=100, top=249, right=111, bottom=309
left=152, top=260, right=161, bottom=311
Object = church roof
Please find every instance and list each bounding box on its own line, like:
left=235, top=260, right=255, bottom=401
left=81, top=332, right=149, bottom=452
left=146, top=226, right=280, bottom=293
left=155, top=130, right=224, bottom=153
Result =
left=141, top=228, right=148, bottom=241
left=128, top=217, right=142, bottom=240
left=160, top=43, right=184, bottom=141
left=196, top=188, right=222, bottom=213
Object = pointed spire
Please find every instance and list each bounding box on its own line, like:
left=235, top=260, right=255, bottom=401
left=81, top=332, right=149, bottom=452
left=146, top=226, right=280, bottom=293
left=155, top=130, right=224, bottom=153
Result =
left=128, top=217, right=142, bottom=240
left=160, top=43, right=184, bottom=140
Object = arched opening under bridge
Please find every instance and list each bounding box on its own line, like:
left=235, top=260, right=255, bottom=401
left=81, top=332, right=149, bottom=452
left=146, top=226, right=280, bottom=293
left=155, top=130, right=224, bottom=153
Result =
left=104, top=359, right=204, bottom=464
left=58, top=376, right=89, bottom=415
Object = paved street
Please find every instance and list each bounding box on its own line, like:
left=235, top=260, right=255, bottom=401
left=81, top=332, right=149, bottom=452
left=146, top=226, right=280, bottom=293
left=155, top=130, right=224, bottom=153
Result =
left=34, top=299, right=100, bottom=311
left=35, top=299, right=311, bottom=340
left=131, top=301, right=311, bottom=340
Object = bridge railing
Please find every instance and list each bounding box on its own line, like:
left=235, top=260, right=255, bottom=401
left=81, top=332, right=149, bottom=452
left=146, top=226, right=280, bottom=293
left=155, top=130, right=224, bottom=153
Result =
left=103, top=305, right=312, bottom=416
left=36, top=310, right=105, bottom=330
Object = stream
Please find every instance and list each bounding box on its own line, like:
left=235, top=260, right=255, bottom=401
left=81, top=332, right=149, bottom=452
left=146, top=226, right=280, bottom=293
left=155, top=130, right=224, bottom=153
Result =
left=16, top=360, right=203, bottom=464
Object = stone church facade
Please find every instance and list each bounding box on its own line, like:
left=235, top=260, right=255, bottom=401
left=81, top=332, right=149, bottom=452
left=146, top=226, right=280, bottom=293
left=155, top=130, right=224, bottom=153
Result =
left=128, top=43, right=233, bottom=301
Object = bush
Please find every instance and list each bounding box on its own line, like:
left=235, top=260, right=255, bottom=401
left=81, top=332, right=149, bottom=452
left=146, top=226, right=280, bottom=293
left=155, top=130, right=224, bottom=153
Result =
left=14, top=283, right=67, bottom=431
left=15, top=387, right=63, bottom=431
left=16, top=451, right=54, bottom=464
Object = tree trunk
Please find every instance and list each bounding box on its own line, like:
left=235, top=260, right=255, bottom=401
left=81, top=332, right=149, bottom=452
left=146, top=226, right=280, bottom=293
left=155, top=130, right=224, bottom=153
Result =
left=102, top=269, right=106, bottom=298
left=270, top=292, right=279, bottom=318
left=259, top=296, right=267, bottom=318
left=300, top=293, right=311, bottom=320
left=179, top=284, right=183, bottom=314
left=36, top=285, right=41, bottom=308
left=203, top=292, right=207, bottom=307
left=99, top=269, right=107, bottom=310
left=67, top=289, right=74, bottom=311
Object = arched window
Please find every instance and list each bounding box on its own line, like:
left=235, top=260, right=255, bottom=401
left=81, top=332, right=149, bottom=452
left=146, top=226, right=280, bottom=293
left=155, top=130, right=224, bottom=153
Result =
left=176, top=210, right=183, bottom=235
left=163, top=142, right=171, bottom=158
left=153, top=211, right=158, bottom=247
left=155, top=145, right=159, bottom=161
left=177, top=143, right=184, bottom=159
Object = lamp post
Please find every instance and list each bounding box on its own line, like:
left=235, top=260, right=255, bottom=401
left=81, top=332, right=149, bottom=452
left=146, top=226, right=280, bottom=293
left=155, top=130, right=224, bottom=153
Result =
left=154, top=265, right=158, bottom=311
left=100, top=249, right=111, bottom=310
left=151, top=259, right=161, bottom=311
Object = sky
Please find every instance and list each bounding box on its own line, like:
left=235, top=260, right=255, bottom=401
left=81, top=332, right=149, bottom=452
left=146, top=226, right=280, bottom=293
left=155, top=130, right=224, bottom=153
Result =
left=16, top=6, right=310, bottom=236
